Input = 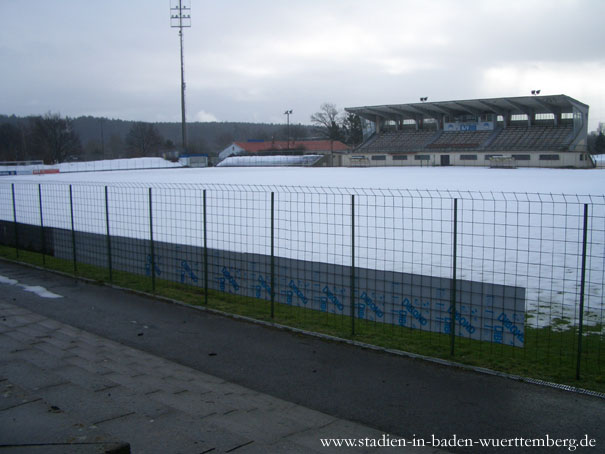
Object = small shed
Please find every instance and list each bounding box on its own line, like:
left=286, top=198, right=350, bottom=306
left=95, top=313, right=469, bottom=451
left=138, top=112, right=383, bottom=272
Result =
left=179, top=154, right=208, bottom=168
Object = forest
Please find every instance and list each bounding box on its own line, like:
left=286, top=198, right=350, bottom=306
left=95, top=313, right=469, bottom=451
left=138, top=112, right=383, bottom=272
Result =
left=0, top=114, right=320, bottom=164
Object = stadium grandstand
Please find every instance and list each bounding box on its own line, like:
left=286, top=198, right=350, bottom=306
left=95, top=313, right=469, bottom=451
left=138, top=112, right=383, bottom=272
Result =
left=344, top=94, right=593, bottom=168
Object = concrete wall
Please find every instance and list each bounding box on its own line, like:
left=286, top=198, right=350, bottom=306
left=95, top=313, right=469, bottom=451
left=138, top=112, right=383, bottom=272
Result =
left=0, top=220, right=527, bottom=346
left=343, top=151, right=594, bottom=168
left=13, top=226, right=523, bottom=347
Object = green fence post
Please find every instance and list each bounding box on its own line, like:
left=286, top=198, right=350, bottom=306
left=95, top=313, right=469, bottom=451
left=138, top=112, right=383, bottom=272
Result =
left=11, top=183, right=19, bottom=258
left=203, top=189, right=208, bottom=305
left=576, top=203, right=589, bottom=380
left=38, top=184, right=46, bottom=266
left=450, top=198, right=458, bottom=356
left=105, top=186, right=113, bottom=283
left=351, top=194, right=356, bottom=336
left=149, top=187, right=155, bottom=293
left=69, top=185, right=77, bottom=273
left=270, top=191, right=275, bottom=319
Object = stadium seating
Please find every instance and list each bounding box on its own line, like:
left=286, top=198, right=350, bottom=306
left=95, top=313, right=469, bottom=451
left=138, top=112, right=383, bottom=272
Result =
left=357, top=130, right=438, bottom=152
left=356, top=124, right=573, bottom=154
left=427, top=131, right=492, bottom=149
left=489, top=125, right=573, bottom=151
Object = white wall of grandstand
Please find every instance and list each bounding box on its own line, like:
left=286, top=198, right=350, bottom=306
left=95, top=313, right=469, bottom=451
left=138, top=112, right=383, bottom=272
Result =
left=344, top=95, right=594, bottom=168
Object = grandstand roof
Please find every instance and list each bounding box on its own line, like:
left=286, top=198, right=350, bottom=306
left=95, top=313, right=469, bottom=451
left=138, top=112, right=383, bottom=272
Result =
left=345, top=94, right=588, bottom=121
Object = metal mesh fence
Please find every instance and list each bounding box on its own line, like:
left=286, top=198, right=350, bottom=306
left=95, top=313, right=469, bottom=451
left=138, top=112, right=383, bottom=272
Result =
left=0, top=181, right=603, bottom=386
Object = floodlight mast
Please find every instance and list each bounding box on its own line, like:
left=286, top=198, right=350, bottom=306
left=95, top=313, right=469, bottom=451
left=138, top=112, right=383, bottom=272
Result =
left=170, top=0, right=191, bottom=152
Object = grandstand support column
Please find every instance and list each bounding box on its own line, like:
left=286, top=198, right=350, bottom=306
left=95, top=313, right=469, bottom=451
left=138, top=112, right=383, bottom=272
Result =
left=375, top=115, right=381, bottom=134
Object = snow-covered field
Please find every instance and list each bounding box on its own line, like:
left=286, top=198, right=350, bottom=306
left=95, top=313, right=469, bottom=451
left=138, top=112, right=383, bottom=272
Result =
left=5, top=165, right=605, bottom=194
left=2, top=164, right=605, bottom=331
left=0, top=157, right=182, bottom=174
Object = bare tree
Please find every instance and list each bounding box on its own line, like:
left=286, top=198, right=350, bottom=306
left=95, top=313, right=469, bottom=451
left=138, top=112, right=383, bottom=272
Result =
left=310, top=103, right=344, bottom=166
left=310, top=102, right=342, bottom=141
left=30, top=113, right=82, bottom=163
left=125, top=122, right=164, bottom=157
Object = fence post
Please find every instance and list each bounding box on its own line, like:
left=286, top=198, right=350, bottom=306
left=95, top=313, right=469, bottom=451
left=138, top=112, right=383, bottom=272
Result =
left=38, top=184, right=46, bottom=266
left=11, top=183, right=19, bottom=258
left=576, top=203, right=589, bottom=380
left=270, top=192, right=275, bottom=318
left=450, top=198, right=458, bottom=356
left=69, top=185, right=77, bottom=273
left=203, top=189, right=208, bottom=305
left=351, top=194, right=356, bottom=336
left=105, top=186, right=113, bottom=283
left=149, top=187, right=155, bottom=293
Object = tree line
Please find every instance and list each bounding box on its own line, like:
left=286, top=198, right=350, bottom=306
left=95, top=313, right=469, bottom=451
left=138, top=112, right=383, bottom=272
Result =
left=588, top=122, right=605, bottom=154
left=2, top=110, right=602, bottom=164
left=0, top=105, right=364, bottom=164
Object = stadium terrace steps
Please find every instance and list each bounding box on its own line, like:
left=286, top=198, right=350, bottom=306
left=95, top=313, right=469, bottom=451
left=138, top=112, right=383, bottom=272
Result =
left=356, top=124, right=576, bottom=154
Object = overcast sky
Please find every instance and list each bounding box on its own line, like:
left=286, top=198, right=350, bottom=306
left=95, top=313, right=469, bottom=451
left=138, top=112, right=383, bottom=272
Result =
left=1, top=0, right=604, bottom=130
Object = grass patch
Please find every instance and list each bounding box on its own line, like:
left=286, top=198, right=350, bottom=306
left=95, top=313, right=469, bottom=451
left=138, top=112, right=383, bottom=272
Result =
left=2, top=245, right=604, bottom=394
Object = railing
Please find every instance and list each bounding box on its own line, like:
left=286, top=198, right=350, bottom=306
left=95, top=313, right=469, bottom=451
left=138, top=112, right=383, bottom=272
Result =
left=1, top=181, right=604, bottom=391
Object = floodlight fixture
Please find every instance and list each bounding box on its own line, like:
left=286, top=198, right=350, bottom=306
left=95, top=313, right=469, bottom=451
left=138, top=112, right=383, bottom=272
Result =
left=170, top=0, right=191, bottom=152
left=531, top=89, right=541, bottom=96
left=420, top=97, right=428, bottom=102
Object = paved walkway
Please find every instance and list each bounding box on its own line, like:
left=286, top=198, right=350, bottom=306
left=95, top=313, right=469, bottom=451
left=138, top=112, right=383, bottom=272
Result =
left=1, top=260, right=604, bottom=453
left=0, top=301, right=444, bottom=453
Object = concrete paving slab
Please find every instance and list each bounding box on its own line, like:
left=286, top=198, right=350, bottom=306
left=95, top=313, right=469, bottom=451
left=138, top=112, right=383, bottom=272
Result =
left=0, top=380, right=125, bottom=451
left=1, top=359, right=67, bottom=390
left=0, top=300, right=447, bottom=453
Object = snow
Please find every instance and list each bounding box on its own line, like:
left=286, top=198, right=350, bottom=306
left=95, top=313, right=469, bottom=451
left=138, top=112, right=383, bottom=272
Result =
left=0, top=157, right=182, bottom=174
left=0, top=274, right=62, bottom=299
left=2, top=163, right=605, bottom=331
left=216, top=155, right=323, bottom=167
left=4, top=165, right=605, bottom=195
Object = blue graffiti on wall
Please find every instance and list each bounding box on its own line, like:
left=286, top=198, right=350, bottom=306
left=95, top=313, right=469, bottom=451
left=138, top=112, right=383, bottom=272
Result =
left=448, top=305, right=476, bottom=335
left=289, top=280, right=308, bottom=305
left=322, top=285, right=344, bottom=311
left=397, top=310, right=407, bottom=327
left=180, top=260, right=198, bottom=284
left=145, top=254, right=161, bottom=276
left=360, top=292, right=384, bottom=318
left=221, top=267, right=239, bottom=291
left=498, top=312, right=524, bottom=344
left=492, top=324, right=504, bottom=344
left=189, top=258, right=523, bottom=346
left=402, top=298, right=428, bottom=327
left=256, top=275, right=272, bottom=298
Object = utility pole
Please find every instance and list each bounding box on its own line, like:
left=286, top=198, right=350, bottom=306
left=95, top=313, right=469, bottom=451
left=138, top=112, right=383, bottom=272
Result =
left=170, top=0, right=191, bottom=153
left=284, top=109, right=293, bottom=150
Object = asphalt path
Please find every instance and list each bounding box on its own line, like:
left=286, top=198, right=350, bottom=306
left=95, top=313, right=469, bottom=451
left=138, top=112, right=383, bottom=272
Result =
left=1, top=260, right=603, bottom=453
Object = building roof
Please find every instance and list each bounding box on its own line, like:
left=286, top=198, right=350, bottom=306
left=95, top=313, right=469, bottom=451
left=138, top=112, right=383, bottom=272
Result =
left=345, top=94, right=589, bottom=122
left=233, top=140, right=349, bottom=153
